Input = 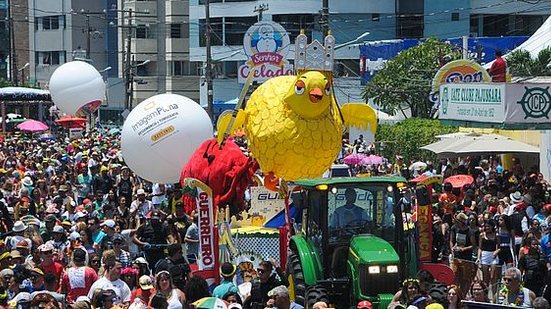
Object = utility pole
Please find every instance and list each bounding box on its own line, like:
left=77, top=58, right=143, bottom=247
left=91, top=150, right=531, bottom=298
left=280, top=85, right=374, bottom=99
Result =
left=205, top=0, right=214, bottom=119
left=84, top=14, right=92, bottom=60
left=123, top=9, right=133, bottom=111
left=321, top=0, right=329, bottom=36
left=7, top=0, right=17, bottom=86
left=253, top=4, right=269, bottom=22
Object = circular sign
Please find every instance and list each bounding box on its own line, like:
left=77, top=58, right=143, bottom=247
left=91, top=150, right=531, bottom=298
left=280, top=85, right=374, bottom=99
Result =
left=432, top=59, right=492, bottom=93
left=243, top=21, right=290, bottom=59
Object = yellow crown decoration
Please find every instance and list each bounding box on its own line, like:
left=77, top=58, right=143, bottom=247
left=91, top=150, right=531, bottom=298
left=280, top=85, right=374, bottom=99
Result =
left=294, top=31, right=335, bottom=74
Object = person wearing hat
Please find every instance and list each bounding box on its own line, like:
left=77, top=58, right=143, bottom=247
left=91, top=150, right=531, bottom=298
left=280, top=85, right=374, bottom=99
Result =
left=213, top=262, right=238, bottom=298
left=29, top=267, right=46, bottom=292
left=111, top=233, right=131, bottom=268
left=53, top=184, right=76, bottom=213
left=46, top=225, right=68, bottom=256
left=60, top=248, right=98, bottom=303
left=15, top=188, right=37, bottom=219
left=31, top=292, right=61, bottom=309
left=94, top=219, right=117, bottom=253
left=130, top=274, right=155, bottom=305
left=130, top=188, right=154, bottom=219
left=0, top=252, right=11, bottom=270
left=509, top=192, right=530, bottom=253
left=266, top=285, right=303, bottom=309
left=6, top=221, right=31, bottom=251
left=41, top=214, right=57, bottom=243
left=92, top=165, right=114, bottom=197
left=37, top=243, right=64, bottom=291
left=357, top=300, right=372, bottom=309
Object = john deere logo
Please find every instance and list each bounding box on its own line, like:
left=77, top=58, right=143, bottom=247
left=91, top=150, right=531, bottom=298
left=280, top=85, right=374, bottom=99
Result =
left=517, top=86, right=551, bottom=119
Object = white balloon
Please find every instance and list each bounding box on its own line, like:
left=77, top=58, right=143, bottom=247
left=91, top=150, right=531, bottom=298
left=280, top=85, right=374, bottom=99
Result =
left=49, top=61, right=106, bottom=116
left=121, top=93, right=213, bottom=184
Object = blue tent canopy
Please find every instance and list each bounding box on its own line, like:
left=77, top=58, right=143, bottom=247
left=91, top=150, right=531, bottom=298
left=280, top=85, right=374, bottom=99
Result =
left=263, top=205, right=302, bottom=228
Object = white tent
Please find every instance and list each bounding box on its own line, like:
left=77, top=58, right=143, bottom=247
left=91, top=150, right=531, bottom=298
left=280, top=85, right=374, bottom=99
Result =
left=485, top=16, right=551, bottom=68
left=421, top=133, right=539, bottom=156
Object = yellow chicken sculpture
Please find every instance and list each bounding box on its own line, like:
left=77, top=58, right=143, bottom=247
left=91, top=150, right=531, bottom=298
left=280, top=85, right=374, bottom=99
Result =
left=217, top=70, right=377, bottom=182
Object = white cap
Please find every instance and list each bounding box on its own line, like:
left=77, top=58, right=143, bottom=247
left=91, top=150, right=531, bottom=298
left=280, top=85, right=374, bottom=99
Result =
left=101, top=219, right=116, bottom=229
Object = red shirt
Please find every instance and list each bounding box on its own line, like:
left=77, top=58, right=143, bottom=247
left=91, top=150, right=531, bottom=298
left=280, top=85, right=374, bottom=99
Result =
left=489, top=57, right=507, bottom=82
left=40, top=261, right=65, bottom=291
left=131, top=287, right=156, bottom=305
left=61, top=266, right=98, bottom=303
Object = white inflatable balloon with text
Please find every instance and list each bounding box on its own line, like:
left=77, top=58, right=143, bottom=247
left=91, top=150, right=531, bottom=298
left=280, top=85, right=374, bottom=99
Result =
left=49, top=61, right=106, bottom=116
left=121, top=93, right=213, bottom=184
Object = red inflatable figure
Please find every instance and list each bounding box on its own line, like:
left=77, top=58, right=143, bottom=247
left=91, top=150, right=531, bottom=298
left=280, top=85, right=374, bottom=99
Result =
left=180, top=138, right=258, bottom=216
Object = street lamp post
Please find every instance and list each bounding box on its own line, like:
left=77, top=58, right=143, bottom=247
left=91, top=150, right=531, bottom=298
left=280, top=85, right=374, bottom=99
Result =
left=335, top=31, right=370, bottom=50
left=126, top=59, right=150, bottom=110
left=18, top=63, right=29, bottom=86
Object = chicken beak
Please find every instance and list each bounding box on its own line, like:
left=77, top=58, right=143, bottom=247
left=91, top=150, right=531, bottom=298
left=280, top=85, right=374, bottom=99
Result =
left=309, top=87, right=323, bottom=103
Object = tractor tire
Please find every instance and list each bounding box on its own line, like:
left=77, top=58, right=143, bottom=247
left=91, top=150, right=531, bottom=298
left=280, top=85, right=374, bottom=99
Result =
left=306, top=285, right=329, bottom=308
left=287, top=251, right=307, bottom=306
left=429, top=281, right=448, bottom=306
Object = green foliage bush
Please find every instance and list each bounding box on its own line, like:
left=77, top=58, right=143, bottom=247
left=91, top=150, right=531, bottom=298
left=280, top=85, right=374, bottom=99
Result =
left=375, top=118, right=458, bottom=163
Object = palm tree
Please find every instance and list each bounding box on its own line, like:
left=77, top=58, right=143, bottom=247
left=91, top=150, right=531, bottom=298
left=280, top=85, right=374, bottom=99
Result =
left=506, top=47, right=551, bottom=77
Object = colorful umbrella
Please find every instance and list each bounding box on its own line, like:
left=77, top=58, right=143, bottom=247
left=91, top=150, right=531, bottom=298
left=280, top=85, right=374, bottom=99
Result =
left=343, top=153, right=367, bottom=165
left=16, top=119, right=48, bottom=132
left=359, top=155, right=384, bottom=166
left=55, top=115, right=87, bottom=129
left=444, top=174, right=474, bottom=188
left=193, top=297, right=229, bottom=309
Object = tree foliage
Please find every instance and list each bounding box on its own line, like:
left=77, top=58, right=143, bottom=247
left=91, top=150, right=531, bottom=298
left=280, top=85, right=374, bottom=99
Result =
left=375, top=118, right=458, bottom=163
left=362, top=38, right=461, bottom=118
left=506, top=47, right=551, bottom=77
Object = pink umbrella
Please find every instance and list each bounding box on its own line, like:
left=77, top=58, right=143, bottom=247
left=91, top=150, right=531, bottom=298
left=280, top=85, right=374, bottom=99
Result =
left=360, top=155, right=385, bottom=166
left=16, top=119, right=49, bottom=132
left=343, top=153, right=367, bottom=165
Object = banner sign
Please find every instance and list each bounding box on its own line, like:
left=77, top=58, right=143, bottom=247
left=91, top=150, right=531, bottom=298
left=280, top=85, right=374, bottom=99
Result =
left=238, top=21, right=293, bottom=83
left=430, top=60, right=492, bottom=108
left=440, top=83, right=505, bottom=123
left=249, top=187, right=285, bottom=226
left=440, top=83, right=551, bottom=129
left=417, top=204, right=432, bottom=262
left=183, top=178, right=216, bottom=272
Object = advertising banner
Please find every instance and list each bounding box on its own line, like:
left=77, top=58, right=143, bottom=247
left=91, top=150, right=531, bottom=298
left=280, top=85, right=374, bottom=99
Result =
left=439, top=82, right=551, bottom=129
left=183, top=178, right=216, bottom=272
left=238, top=21, right=293, bottom=83
left=440, top=83, right=505, bottom=123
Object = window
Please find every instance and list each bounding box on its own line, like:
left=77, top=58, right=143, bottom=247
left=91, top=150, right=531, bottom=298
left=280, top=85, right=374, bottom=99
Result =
left=199, top=18, right=222, bottom=46
left=396, top=15, right=424, bottom=38
left=452, top=13, right=460, bottom=21
left=172, top=61, right=201, bottom=76
left=42, top=16, right=60, bottom=30
left=170, top=24, right=182, bottom=38
left=135, top=24, right=155, bottom=39
left=272, top=14, right=315, bottom=42
left=225, top=17, right=256, bottom=46
left=372, top=13, right=380, bottom=22
left=37, top=51, right=65, bottom=65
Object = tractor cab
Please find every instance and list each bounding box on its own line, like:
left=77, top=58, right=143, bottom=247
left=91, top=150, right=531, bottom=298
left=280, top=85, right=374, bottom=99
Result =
left=288, top=176, right=418, bottom=308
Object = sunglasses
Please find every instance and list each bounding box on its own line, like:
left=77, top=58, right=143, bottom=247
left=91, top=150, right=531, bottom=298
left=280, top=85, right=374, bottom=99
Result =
left=113, top=242, right=122, bottom=245
left=91, top=260, right=100, bottom=264
left=503, top=277, right=515, bottom=282
left=257, top=268, right=266, bottom=274
left=41, top=251, right=52, bottom=255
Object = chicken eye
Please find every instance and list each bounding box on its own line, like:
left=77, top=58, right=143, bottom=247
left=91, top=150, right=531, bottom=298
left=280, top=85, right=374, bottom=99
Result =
left=324, top=82, right=332, bottom=96
left=295, top=80, right=305, bottom=95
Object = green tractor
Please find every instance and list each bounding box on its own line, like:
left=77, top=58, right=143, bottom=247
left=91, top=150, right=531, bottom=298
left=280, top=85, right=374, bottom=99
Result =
left=286, top=176, right=424, bottom=308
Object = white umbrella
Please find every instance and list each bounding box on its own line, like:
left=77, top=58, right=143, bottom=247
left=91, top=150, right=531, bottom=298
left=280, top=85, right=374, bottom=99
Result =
left=421, top=134, right=510, bottom=154
left=444, top=138, right=539, bottom=155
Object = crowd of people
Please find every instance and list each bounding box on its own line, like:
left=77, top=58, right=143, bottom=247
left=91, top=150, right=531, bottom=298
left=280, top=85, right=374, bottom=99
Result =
left=0, top=129, right=293, bottom=309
